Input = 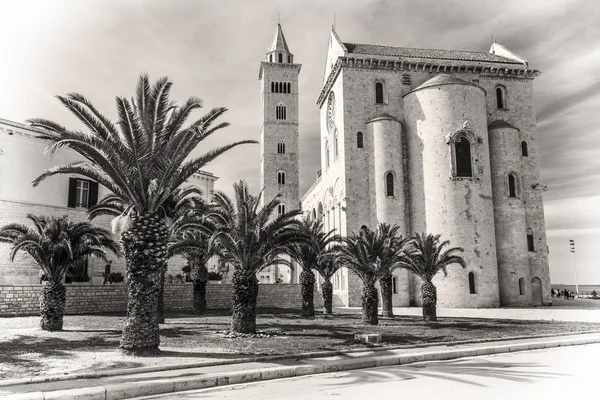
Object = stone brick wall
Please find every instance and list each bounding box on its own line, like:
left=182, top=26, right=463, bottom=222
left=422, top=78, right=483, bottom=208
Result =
left=0, top=283, right=322, bottom=317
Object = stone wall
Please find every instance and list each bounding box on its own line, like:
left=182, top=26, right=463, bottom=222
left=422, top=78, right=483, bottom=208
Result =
left=0, top=283, right=323, bottom=317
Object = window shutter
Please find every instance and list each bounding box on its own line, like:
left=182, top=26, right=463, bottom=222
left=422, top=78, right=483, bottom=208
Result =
left=68, top=178, right=77, bottom=208
left=88, top=181, right=99, bottom=207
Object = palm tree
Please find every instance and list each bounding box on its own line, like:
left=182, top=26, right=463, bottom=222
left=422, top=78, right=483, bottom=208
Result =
left=375, top=223, right=410, bottom=318
left=0, top=215, right=119, bottom=331
left=337, top=225, right=409, bottom=325
left=168, top=217, right=215, bottom=314
left=89, top=186, right=207, bottom=323
left=290, top=217, right=339, bottom=318
left=29, top=74, right=255, bottom=355
left=399, top=233, right=466, bottom=322
left=208, top=180, right=305, bottom=333
left=312, top=254, right=340, bottom=315
left=337, top=226, right=382, bottom=325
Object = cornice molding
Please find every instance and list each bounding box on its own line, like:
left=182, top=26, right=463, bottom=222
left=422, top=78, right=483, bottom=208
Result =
left=258, top=61, right=302, bottom=80
left=316, top=56, right=541, bottom=107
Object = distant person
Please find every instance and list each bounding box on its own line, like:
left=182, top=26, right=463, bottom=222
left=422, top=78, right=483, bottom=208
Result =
left=103, top=260, right=112, bottom=285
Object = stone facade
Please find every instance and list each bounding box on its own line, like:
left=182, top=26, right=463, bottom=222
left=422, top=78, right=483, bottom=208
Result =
left=0, top=283, right=323, bottom=317
left=301, top=30, right=551, bottom=308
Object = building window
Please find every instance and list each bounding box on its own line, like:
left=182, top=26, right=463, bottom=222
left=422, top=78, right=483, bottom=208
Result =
left=455, top=137, right=473, bottom=177
left=276, top=104, right=287, bottom=120
left=385, top=172, right=394, bottom=197
left=508, top=173, right=518, bottom=197
left=527, top=228, right=535, bottom=252
left=318, top=203, right=323, bottom=221
left=312, top=208, right=316, bottom=220
left=496, top=86, right=507, bottom=109
left=288, top=55, right=291, bottom=63
left=269, top=54, right=273, bottom=62
left=392, top=276, right=398, bottom=294
left=325, top=141, right=330, bottom=168
left=357, top=132, right=363, bottom=148
left=375, top=81, right=385, bottom=104
left=521, top=141, right=528, bottom=157
left=468, top=272, right=476, bottom=294
left=271, top=82, right=274, bottom=93
left=277, top=171, right=286, bottom=185
left=287, top=82, right=291, bottom=93
left=519, top=278, right=525, bottom=295
left=334, top=133, right=339, bottom=158
left=277, top=142, right=285, bottom=154
left=68, top=178, right=98, bottom=208
left=278, top=53, right=282, bottom=63
left=278, top=204, right=286, bottom=215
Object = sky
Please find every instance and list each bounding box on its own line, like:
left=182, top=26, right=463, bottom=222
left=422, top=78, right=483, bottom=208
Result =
left=0, top=0, right=599, bottom=285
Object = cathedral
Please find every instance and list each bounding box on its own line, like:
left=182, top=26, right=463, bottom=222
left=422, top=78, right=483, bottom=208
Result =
left=259, top=24, right=551, bottom=308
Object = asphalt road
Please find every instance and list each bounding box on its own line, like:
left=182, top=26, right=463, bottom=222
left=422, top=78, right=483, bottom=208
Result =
left=134, top=343, right=597, bottom=399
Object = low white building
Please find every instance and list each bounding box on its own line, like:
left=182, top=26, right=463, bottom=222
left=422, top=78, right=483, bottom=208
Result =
left=0, top=118, right=219, bottom=284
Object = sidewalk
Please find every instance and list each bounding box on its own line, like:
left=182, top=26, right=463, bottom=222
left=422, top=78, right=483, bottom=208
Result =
left=340, top=306, right=600, bottom=323
left=2, top=331, right=599, bottom=400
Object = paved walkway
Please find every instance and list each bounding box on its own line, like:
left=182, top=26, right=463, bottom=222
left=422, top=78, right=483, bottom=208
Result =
left=339, top=306, right=600, bottom=323
left=132, top=342, right=600, bottom=399
left=2, top=332, right=600, bottom=400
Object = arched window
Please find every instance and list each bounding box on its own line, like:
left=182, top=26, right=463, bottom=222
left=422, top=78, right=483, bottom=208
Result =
left=455, top=137, right=473, bottom=177
left=496, top=86, right=506, bottom=109
left=271, top=82, right=275, bottom=93
left=287, top=55, right=291, bottom=63
left=468, top=272, right=476, bottom=294
left=357, top=132, right=363, bottom=148
left=527, top=228, right=535, bottom=252
left=287, top=82, right=291, bottom=93
left=521, top=141, right=528, bottom=157
left=279, top=82, right=283, bottom=93
left=375, top=82, right=385, bottom=104
left=334, top=132, right=339, bottom=158
left=277, top=142, right=285, bottom=154
left=278, top=53, right=282, bottom=63
left=277, top=171, right=285, bottom=185
left=318, top=203, right=323, bottom=221
left=278, top=204, right=286, bottom=215
left=269, top=54, right=273, bottom=62
left=508, top=173, right=518, bottom=197
left=385, top=172, right=394, bottom=197
left=519, top=277, right=525, bottom=295
left=360, top=225, right=368, bottom=232
left=312, top=208, right=316, bottom=220
left=276, top=104, right=287, bottom=120
left=325, top=141, right=330, bottom=167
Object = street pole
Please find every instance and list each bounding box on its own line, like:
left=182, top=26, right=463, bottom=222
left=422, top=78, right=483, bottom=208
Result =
left=569, top=239, right=580, bottom=296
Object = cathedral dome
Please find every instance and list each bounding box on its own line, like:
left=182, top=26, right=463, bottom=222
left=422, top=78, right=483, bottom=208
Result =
left=366, top=113, right=400, bottom=123
left=488, top=120, right=519, bottom=131
left=403, top=74, right=484, bottom=96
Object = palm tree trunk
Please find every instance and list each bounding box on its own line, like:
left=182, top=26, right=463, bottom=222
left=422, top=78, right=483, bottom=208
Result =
left=193, top=280, right=207, bottom=314
left=120, top=213, right=168, bottom=355
left=191, top=262, right=208, bottom=314
left=157, top=271, right=165, bottom=324
left=421, top=281, right=437, bottom=322
left=39, top=280, right=66, bottom=331
left=231, top=268, right=259, bottom=333
left=380, top=274, right=394, bottom=318
left=300, top=268, right=315, bottom=318
left=322, top=278, right=333, bottom=315
left=362, top=283, right=379, bottom=325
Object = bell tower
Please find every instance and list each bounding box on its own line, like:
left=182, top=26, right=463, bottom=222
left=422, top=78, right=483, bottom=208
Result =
left=259, top=23, right=301, bottom=213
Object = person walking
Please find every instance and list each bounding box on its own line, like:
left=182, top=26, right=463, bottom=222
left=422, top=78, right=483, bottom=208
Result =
left=102, top=260, right=112, bottom=285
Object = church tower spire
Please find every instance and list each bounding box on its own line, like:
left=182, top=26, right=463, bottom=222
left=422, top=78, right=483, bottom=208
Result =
left=258, top=23, right=301, bottom=213
left=265, top=24, right=294, bottom=64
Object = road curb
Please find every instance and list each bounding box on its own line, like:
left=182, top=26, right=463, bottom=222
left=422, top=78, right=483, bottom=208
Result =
left=2, top=328, right=599, bottom=389
left=3, top=333, right=599, bottom=400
